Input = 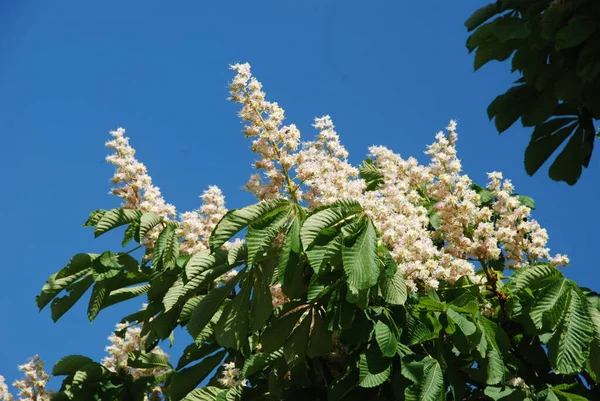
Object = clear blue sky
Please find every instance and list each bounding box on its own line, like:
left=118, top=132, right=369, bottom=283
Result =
left=1, top=0, right=598, bottom=388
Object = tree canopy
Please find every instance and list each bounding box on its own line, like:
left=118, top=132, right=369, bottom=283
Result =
left=466, top=0, right=600, bottom=185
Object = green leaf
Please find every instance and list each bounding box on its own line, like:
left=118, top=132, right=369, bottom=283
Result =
left=138, top=212, right=163, bottom=241
left=181, top=387, right=225, bottom=401
left=246, top=206, right=291, bottom=267
left=50, top=274, right=94, bottom=322
left=587, top=304, right=600, bottom=379
left=215, top=274, right=253, bottom=350
left=555, top=16, right=597, bottom=50
left=70, top=362, right=111, bottom=386
left=342, top=217, right=380, bottom=290
left=127, top=350, right=172, bottom=369
left=483, top=386, right=523, bottom=401
left=420, top=357, right=444, bottom=401
left=176, top=343, right=220, bottom=370
left=83, top=209, right=106, bottom=227
left=478, top=316, right=506, bottom=384
left=37, top=253, right=98, bottom=309
left=155, top=223, right=180, bottom=269
left=242, top=349, right=283, bottom=378
left=548, top=125, right=589, bottom=185
left=301, top=199, right=362, bottom=249
left=307, top=309, right=332, bottom=358
left=525, top=121, right=577, bottom=176
left=380, top=269, right=407, bottom=305
left=92, top=251, right=123, bottom=281
left=375, top=321, right=398, bottom=358
left=52, top=355, right=95, bottom=376
left=261, top=308, right=306, bottom=353
left=548, top=288, right=593, bottom=374
left=187, top=271, right=243, bottom=340
left=509, top=263, right=563, bottom=293
left=465, top=3, right=500, bottom=31
left=521, top=91, right=557, bottom=127
left=515, top=194, right=536, bottom=210
left=87, top=282, right=107, bottom=322
left=210, top=199, right=289, bottom=251
left=168, top=350, right=227, bottom=401
left=282, top=311, right=311, bottom=373
left=359, top=348, right=392, bottom=388
left=447, top=308, right=476, bottom=336
left=530, top=278, right=571, bottom=331
left=493, top=85, right=540, bottom=133
left=474, top=40, right=514, bottom=71
left=185, top=250, right=218, bottom=280
left=359, top=159, right=384, bottom=190
left=94, top=208, right=142, bottom=238
left=250, top=266, right=274, bottom=332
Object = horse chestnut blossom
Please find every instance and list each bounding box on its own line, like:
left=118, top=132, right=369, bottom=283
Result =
left=178, top=185, right=228, bottom=255
left=0, top=356, right=52, bottom=401
left=217, top=362, right=247, bottom=388
left=228, top=63, right=568, bottom=291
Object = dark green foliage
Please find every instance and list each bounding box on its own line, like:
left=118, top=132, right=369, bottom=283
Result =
left=466, top=0, right=599, bottom=185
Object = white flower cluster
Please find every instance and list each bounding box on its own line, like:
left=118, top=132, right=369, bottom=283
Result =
left=102, top=319, right=169, bottom=401
left=105, top=128, right=230, bottom=260
left=0, top=355, right=52, bottom=401
left=228, top=63, right=568, bottom=291
left=229, top=63, right=301, bottom=201
left=178, top=186, right=227, bottom=255
left=217, top=362, right=247, bottom=388
left=269, top=283, right=287, bottom=309
left=102, top=322, right=169, bottom=381
left=106, top=128, right=176, bottom=218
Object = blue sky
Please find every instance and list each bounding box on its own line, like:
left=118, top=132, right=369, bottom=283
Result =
left=0, top=0, right=598, bottom=389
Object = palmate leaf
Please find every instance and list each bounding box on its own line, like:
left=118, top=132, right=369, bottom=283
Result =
left=37, top=253, right=99, bottom=309
left=464, top=2, right=500, bottom=31
left=168, top=350, right=227, bottom=401
left=525, top=120, right=578, bottom=177
left=307, top=308, right=333, bottom=358
left=87, top=282, right=107, bottom=322
left=53, top=355, right=95, bottom=376
left=246, top=206, right=291, bottom=267
left=342, top=217, right=380, bottom=290
left=359, top=348, right=392, bottom=388
left=215, top=274, right=253, bottom=350
left=548, top=125, right=591, bottom=186
left=508, top=263, right=563, bottom=293
left=419, top=357, right=444, bottom=401
left=154, top=223, right=180, bottom=269
left=94, top=208, right=142, bottom=238
left=587, top=304, right=600, bottom=379
left=548, top=288, right=593, bottom=374
left=261, top=307, right=307, bottom=354
left=250, top=264, right=273, bottom=332
left=103, top=283, right=150, bottom=309
left=177, top=343, right=220, bottom=371
left=477, top=316, right=507, bottom=385
left=210, top=199, right=290, bottom=251
left=530, top=278, right=571, bottom=331
left=375, top=321, right=398, bottom=358
left=242, top=349, right=283, bottom=378
left=50, top=274, right=94, bottom=322
left=300, top=199, right=362, bottom=249
left=127, top=350, right=172, bottom=369
left=187, top=271, right=244, bottom=340
left=277, top=218, right=306, bottom=298
left=379, top=268, right=407, bottom=305
left=138, top=212, right=163, bottom=242
left=181, top=387, right=225, bottom=401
